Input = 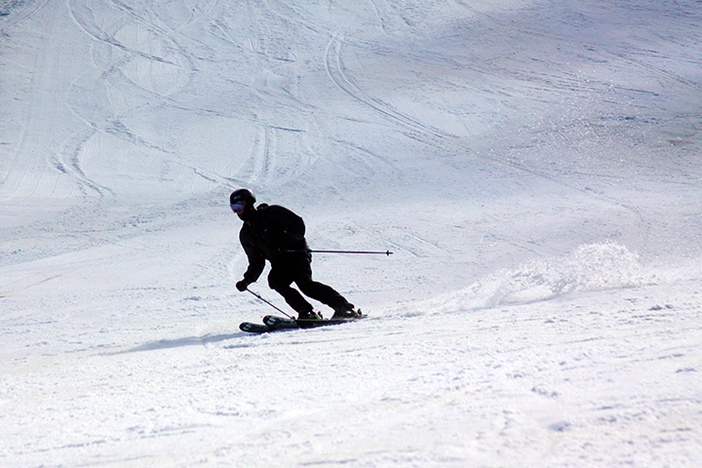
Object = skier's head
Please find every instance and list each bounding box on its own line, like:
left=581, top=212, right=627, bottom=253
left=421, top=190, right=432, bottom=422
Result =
left=230, top=188, right=256, bottom=219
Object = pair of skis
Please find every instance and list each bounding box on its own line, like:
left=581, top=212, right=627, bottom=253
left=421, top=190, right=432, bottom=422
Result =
left=240, top=314, right=365, bottom=334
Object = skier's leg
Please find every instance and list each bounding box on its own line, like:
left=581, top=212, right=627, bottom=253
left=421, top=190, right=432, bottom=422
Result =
left=290, top=258, right=353, bottom=311
left=268, top=265, right=314, bottom=314
left=296, top=277, right=351, bottom=309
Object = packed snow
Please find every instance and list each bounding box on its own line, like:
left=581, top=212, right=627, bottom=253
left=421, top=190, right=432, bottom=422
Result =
left=1, top=0, right=702, bottom=466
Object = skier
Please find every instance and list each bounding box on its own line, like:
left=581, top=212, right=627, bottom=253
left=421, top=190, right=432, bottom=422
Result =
left=230, top=188, right=361, bottom=320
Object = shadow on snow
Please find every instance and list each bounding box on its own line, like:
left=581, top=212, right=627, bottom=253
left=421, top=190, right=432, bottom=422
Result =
left=107, top=333, right=246, bottom=354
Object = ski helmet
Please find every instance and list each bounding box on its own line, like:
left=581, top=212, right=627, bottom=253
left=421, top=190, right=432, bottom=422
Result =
left=230, top=188, right=256, bottom=213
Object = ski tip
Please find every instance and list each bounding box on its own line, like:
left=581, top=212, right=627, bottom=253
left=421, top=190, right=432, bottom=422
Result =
left=239, top=322, right=270, bottom=334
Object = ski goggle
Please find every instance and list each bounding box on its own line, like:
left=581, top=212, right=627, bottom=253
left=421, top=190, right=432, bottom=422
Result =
left=230, top=200, right=246, bottom=213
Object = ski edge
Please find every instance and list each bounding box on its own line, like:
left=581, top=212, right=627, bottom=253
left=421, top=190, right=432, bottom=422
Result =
left=296, top=315, right=366, bottom=328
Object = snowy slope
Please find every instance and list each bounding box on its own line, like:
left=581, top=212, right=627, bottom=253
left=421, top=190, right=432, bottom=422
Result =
left=1, top=0, right=702, bottom=466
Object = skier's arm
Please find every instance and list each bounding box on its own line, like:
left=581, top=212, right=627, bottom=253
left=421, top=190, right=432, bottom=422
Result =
left=240, top=230, right=265, bottom=285
left=242, top=253, right=265, bottom=284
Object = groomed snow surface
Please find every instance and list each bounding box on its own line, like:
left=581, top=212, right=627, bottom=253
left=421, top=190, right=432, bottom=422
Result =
left=1, top=0, right=701, bottom=466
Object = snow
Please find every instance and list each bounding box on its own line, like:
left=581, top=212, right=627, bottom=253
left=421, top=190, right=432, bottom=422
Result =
left=1, top=0, right=701, bottom=466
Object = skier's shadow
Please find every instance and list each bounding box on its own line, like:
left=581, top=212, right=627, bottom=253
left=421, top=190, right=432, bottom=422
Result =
left=108, top=333, right=245, bottom=354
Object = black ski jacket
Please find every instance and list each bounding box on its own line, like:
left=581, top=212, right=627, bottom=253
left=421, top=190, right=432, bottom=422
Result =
left=239, top=204, right=310, bottom=283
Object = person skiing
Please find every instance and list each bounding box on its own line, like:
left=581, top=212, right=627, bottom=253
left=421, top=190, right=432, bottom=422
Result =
left=230, top=188, right=361, bottom=320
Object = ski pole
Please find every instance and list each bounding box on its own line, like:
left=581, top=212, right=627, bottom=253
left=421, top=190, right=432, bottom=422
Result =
left=288, top=249, right=394, bottom=256
left=246, top=288, right=294, bottom=319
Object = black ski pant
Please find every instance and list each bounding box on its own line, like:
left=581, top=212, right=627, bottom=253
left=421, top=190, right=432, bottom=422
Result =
left=267, top=252, right=349, bottom=314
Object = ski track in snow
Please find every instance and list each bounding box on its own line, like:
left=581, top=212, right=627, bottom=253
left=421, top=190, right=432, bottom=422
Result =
left=1, top=0, right=702, bottom=466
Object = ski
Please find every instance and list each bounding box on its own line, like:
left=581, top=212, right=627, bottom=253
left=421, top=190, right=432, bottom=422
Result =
left=296, top=315, right=366, bottom=329
left=239, top=314, right=366, bottom=334
left=263, top=315, right=300, bottom=330
left=238, top=316, right=297, bottom=334
left=239, top=322, right=271, bottom=333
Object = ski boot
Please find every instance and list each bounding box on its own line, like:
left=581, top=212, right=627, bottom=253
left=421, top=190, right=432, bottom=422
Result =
left=298, top=310, right=323, bottom=321
left=331, top=304, right=363, bottom=320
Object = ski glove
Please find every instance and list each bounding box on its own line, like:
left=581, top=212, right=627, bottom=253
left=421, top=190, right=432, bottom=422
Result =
left=236, top=280, right=250, bottom=292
